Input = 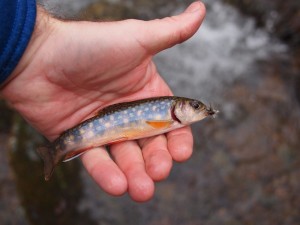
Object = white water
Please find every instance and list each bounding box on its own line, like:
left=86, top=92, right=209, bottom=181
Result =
left=154, top=0, right=286, bottom=102
left=39, top=0, right=286, bottom=104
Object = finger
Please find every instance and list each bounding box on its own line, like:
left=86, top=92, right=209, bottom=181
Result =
left=139, top=135, right=172, bottom=181
left=110, top=141, right=154, bottom=202
left=136, top=1, right=206, bottom=54
left=81, top=147, right=127, bottom=196
left=167, top=126, right=194, bottom=162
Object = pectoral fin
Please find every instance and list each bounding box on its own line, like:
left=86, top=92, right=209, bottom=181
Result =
left=63, top=147, right=93, bottom=162
left=146, top=120, right=173, bottom=129
left=63, top=137, right=129, bottom=162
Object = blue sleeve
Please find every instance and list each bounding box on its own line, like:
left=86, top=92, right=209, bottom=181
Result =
left=0, top=0, right=36, bottom=85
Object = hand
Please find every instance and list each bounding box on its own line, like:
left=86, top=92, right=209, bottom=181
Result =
left=0, top=1, right=206, bottom=202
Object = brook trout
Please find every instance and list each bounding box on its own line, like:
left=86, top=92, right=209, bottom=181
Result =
left=38, top=96, right=218, bottom=180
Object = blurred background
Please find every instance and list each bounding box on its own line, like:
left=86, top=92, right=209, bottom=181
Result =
left=1, top=0, right=299, bottom=224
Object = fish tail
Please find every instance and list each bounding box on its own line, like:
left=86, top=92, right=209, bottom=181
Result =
left=37, top=146, right=58, bottom=181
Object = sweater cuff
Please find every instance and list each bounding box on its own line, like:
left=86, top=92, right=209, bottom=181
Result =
left=0, top=0, right=37, bottom=84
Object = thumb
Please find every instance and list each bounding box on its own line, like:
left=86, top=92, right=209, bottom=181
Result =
left=135, top=1, right=206, bottom=54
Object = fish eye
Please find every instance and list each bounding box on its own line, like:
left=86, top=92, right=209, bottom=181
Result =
left=190, top=101, right=201, bottom=110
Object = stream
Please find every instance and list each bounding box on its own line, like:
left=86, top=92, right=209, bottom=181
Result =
left=1, top=0, right=299, bottom=224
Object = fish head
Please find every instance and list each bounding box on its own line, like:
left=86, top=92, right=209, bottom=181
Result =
left=173, top=98, right=218, bottom=125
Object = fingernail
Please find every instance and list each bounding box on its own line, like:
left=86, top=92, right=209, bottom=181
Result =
left=185, top=1, right=202, bottom=13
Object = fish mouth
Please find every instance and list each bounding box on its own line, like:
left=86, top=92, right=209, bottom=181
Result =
left=206, top=105, right=219, bottom=118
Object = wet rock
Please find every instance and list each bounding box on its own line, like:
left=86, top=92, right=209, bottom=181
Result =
left=0, top=101, right=13, bottom=133
left=198, top=70, right=300, bottom=225
left=0, top=134, right=28, bottom=225
left=78, top=0, right=187, bottom=21
left=78, top=1, right=138, bottom=21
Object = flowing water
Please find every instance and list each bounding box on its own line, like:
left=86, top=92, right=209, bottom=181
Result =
left=1, top=0, right=299, bottom=224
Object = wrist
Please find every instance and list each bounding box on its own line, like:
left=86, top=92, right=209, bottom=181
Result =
left=0, top=6, right=55, bottom=90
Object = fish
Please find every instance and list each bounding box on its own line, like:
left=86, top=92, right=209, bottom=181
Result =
left=37, top=96, right=218, bottom=181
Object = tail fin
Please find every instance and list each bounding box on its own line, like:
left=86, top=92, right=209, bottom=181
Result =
left=37, top=146, right=56, bottom=181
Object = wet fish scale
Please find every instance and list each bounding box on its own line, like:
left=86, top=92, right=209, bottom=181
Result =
left=37, top=96, right=217, bottom=180
left=57, top=99, right=171, bottom=153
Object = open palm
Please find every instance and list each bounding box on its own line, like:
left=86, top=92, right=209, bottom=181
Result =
left=1, top=2, right=205, bottom=202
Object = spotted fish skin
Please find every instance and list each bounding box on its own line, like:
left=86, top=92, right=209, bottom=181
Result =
left=57, top=97, right=180, bottom=158
left=37, top=96, right=217, bottom=180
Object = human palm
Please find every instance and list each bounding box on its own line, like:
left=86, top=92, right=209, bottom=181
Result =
left=1, top=2, right=205, bottom=202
